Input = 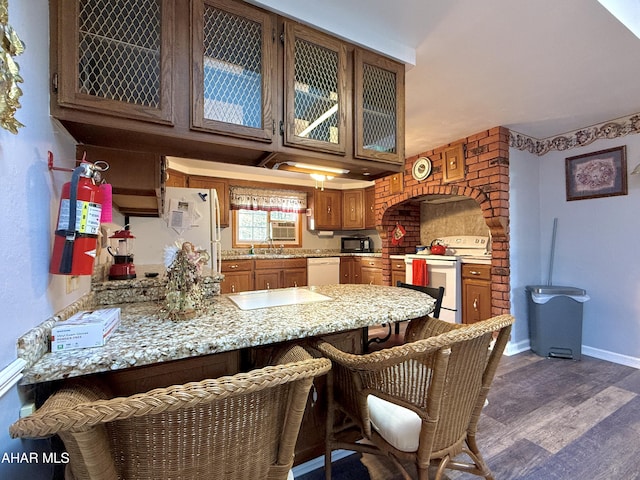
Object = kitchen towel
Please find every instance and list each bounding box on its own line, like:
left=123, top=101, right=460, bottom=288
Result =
left=412, top=259, right=428, bottom=286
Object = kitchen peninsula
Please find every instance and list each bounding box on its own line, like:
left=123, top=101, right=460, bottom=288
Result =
left=21, top=284, right=435, bottom=386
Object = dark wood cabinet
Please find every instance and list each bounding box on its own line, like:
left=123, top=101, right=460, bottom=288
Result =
left=308, top=189, right=342, bottom=230
left=220, top=259, right=254, bottom=293
left=254, top=269, right=281, bottom=290
left=187, top=175, right=230, bottom=227
left=340, top=256, right=360, bottom=284
left=254, top=258, right=283, bottom=290
left=390, top=257, right=406, bottom=286
left=79, top=145, right=163, bottom=217
left=354, top=49, right=405, bottom=165
left=364, top=186, right=376, bottom=229
left=54, top=0, right=174, bottom=124
left=282, top=259, right=308, bottom=288
left=462, top=263, right=492, bottom=324
left=360, top=257, right=383, bottom=285
left=191, top=0, right=275, bottom=142
left=235, top=258, right=308, bottom=291
left=165, top=168, right=187, bottom=187
left=51, top=0, right=405, bottom=182
left=283, top=22, right=348, bottom=155
left=341, top=189, right=365, bottom=230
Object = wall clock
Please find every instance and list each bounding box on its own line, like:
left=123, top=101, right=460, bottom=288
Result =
left=412, top=157, right=432, bottom=181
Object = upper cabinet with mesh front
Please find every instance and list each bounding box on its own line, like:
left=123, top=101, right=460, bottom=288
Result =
left=354, top=49, right=405, bottom=164
left=50, top=0, right=405, bottom=177
left=55, top=0, right=174, bottom=124
left=191, top=0, right=276, bottom=142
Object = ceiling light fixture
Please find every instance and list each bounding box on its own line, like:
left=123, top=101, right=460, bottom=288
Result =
left=310, top=173, right=334, bottom=191
left=285, top=162, right=349, bottom=175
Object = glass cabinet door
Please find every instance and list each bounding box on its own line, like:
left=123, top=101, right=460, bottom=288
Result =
left=58, top=0, right=173, bottom=124
left=191, top=0, right=275, bottom=142
left=283, top=22, right=347, bottom=154
left=354, top=49, right=405, bottom=164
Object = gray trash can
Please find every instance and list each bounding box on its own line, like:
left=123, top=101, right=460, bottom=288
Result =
left=526, top=285, right=589, bottom=360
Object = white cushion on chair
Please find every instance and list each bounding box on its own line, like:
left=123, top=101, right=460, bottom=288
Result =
left=288, top=470, right=294, bottom=480
left=367, top=394, right=421, bottom=452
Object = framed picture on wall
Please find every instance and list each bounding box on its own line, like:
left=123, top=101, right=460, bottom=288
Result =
left=565, top=146, right=627, bottom=201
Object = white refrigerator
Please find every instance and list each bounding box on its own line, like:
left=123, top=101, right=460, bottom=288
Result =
left=128, top=187, right=221, bottom=276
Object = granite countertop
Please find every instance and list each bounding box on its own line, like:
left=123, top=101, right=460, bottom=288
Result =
left=221, top=251, right=381, bottom=260
left=22, top=284, right=434, bottom=385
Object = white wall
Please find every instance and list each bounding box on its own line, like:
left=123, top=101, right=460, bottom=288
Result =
left=510, top=135, right=640, bottom=365
left=0, top=1, right=81, bottom=477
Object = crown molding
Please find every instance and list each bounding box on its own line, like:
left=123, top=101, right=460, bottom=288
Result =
left=509, top=113, right=640, bottom=156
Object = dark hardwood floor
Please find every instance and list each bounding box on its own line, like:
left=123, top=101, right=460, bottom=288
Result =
left=314, top=327, right=640, bottom=479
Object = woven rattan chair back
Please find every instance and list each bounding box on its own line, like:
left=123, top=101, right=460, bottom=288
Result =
left=315, top=314, right=514, bottom=480
left=10, top=345, right=331, bottom=480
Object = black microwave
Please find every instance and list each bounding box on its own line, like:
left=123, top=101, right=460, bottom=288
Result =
left=341, top=236, right=372, bottom=253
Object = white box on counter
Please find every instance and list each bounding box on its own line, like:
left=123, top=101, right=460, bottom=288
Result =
left=51, top=308, right=121, bottom=353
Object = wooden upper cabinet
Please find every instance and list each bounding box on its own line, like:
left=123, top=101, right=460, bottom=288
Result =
left=165, top=169, right=187, bottom=187
left=80, top=145, right=163, bottom=217
left=342, top=189, right=364, bottom=230
left=187, top=175, right=230, bottom=227
left=283, top=22, right=348, bottom=155
left=191, top=0, right=275, bottom=142
left=364, top=186, right=376, bottom=229
left=55, top=0, right=174, bottom=124
left=311, top=189, right=342, bottom=230
left=354, top=49, right=405, bottom=165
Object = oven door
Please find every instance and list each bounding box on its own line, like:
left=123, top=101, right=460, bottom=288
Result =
left=404, top=256, right=461, bottom=323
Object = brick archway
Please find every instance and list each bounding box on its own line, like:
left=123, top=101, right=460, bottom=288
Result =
left=373, top=127, right=511, bottom=317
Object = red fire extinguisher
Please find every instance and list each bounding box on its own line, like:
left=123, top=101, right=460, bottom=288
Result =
left=50, top=161, right=108, bottom=275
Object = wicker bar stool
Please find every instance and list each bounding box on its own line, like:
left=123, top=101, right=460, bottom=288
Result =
left=315, top=314, right=515, bottom=480
left=10, top=345, right=331, bottom=480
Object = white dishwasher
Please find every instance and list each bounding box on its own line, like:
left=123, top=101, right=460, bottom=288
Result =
left=307, top=257, right=341, bottom=286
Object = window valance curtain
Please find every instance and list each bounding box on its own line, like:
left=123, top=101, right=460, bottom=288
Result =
left=229, top=186, right=307, bottom=213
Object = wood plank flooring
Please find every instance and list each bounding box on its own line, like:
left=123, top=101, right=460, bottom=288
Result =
left=314, top=348, right=640, bottom=479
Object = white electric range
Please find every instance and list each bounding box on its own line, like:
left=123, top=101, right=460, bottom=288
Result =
left=405, top=236, right=491, bottom=323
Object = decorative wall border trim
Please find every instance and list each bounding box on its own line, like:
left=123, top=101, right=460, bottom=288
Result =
left=509, top=112, right=640, bottom=156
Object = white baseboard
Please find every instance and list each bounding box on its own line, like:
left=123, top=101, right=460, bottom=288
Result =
left=292, top=450, right=354, bottom=477
left=505, top=338, right=531, bottom=356
left=582, top=345, right=640, bottom=369
left=505, top=339, right=640, bottom=369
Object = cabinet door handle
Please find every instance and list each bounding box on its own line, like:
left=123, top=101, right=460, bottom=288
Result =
left=230, top=264, right=238, bottom=269
left=231, top=284, right=236, bottom=293
left=469, top=270, right=481, bottom=275
left=266, top=282, right=270, bottom=290
left=473, top=298, right=478, bottom=311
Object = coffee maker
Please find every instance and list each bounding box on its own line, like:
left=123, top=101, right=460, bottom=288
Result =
left=107, top=229, right=137, bottom=280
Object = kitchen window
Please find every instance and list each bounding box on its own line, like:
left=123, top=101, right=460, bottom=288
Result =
left=230, top=186, right=306, bottom=248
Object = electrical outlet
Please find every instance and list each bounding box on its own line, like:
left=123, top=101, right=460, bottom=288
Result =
left=65, top=275, right=79, bottom=294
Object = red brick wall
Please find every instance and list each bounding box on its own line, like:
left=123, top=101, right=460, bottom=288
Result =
left=374, top=126, right=511, bottom=317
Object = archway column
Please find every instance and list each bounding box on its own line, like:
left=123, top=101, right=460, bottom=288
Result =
left=374, top=127, right=511, bottom=317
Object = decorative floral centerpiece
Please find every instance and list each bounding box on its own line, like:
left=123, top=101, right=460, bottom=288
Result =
left=164, top=241, right=210, bottom=320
